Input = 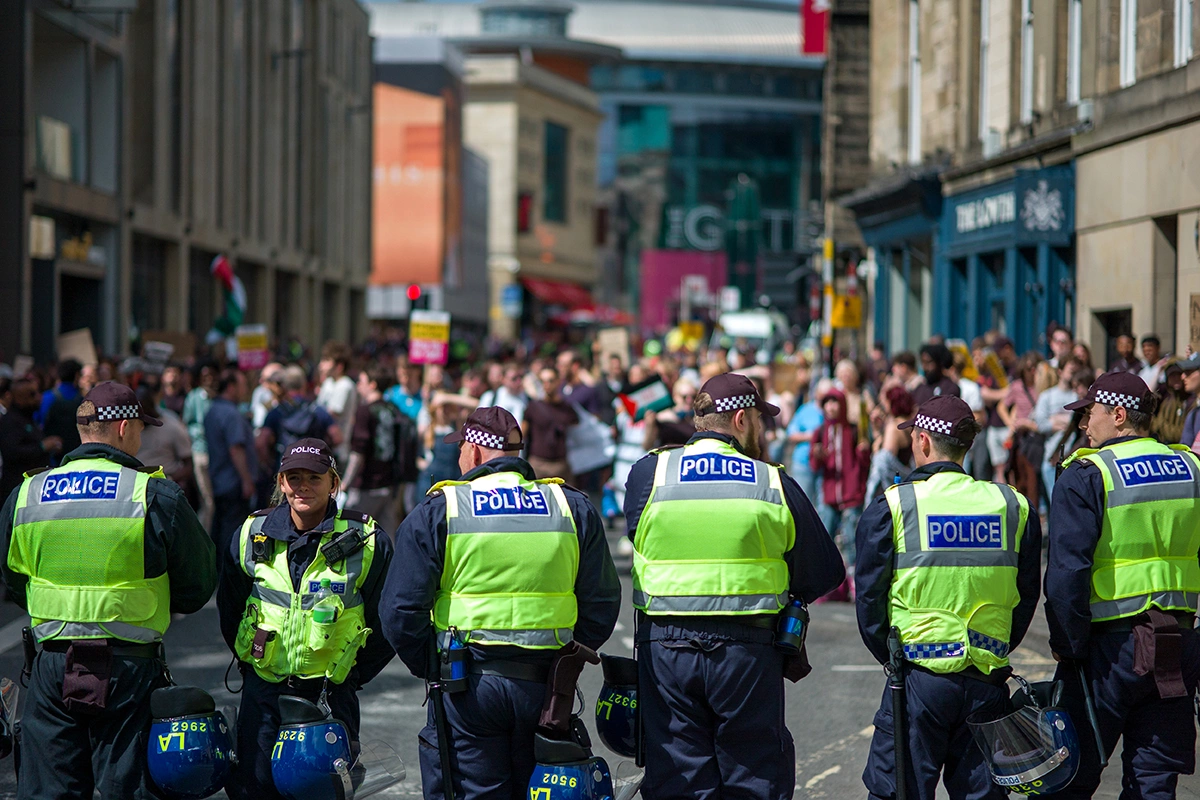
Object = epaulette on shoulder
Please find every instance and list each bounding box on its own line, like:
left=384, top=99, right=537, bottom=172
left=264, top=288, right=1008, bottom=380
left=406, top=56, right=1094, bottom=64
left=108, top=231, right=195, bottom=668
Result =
left=649, top=444, right=684, bottom=456
left=769, top=461, right=787, bottom=472
left=137, top=464, right=164, bottom=475
left=557, top=482, right=586, bottom=495
left=250, top=508, right=273, bottom=517
left=339, top=508, right=370, bottom=523
left=22, top=467, right=50, bottom=478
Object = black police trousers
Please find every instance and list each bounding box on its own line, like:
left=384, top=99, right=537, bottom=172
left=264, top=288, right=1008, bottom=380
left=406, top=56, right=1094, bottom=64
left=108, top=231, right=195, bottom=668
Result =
left=862, top=666, right=1010, bottom=800
left=1050, top=629, right=1200, bottom=800
left=419, top=671, right=546, bottom=800
left=638, top=622, right=795, bottom=800
left=227, top=668, right=361, bottom=800
left=17, top=649, right=166, bottom=800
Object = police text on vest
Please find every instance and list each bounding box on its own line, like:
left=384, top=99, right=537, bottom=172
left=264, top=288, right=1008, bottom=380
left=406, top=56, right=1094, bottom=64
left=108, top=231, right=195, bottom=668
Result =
left=40, top=471, right=120, bottom=502
left=1115, top=454, right=1192, bottom=487
left=679, top=454, right=756, bottom=483
left=472, top=486, right=551, bottom=516
left=926, top=515, right=1003, bottom=549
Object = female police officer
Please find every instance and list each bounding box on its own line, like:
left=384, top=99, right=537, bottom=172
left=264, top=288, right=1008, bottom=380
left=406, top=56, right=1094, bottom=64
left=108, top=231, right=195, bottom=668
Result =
left=216, top=438, right=394, bottom=799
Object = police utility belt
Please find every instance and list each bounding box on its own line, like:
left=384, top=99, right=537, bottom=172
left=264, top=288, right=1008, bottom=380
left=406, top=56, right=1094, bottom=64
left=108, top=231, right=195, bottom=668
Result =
left=1093, top=609, right=1194, bottom=701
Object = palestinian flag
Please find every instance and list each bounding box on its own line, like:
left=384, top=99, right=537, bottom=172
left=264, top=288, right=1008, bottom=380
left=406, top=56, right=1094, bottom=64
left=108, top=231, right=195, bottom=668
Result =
left=210, top=254, right=247, bottom=337
left=618, top=377, right=673, bottom=422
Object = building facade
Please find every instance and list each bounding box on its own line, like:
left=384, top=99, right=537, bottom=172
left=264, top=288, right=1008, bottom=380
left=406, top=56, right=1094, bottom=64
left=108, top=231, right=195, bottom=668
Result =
left=846, top=0, right=1083, bottom=355
left=2, top=0, right=373, bottom=365
left=370, top=1, right=611, bottom=342
left=1072, top=1, right=1200, bottom=365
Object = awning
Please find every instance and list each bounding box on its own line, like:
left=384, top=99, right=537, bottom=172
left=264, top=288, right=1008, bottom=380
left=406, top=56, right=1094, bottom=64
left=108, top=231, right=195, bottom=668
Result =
left=521, top=277, right=594, bottom=309
left=551, top=305, right=635, bottom=327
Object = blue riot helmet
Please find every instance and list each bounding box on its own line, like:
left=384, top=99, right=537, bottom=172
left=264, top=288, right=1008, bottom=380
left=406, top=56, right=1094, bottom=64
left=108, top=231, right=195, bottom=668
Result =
left=146, top=686, right=236, bottom=799
left=595, top=654, right=637, bottom=758
left=270, top=695, right=356, bottom=800
left=529, top=717, right=616, bottom=800
left=968, top=678, right=1080, bottom=796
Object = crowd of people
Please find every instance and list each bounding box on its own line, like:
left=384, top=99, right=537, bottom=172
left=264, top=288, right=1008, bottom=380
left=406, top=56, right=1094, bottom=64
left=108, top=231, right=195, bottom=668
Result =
left=0, top=326, right=1190, bottom=591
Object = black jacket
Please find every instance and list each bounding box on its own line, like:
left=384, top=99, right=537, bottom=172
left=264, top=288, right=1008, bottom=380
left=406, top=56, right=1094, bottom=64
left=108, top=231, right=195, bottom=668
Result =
left=854, top=461, right=1043, bottom=666
left=622, top=431, right=845, bottom=608
left=380, top=456, right=621, bottom=679
left=0, top=408, right=50, bottom=504
left=0, top=442, right=217, bottom=616
left=216, top=499, right=395, bottom=686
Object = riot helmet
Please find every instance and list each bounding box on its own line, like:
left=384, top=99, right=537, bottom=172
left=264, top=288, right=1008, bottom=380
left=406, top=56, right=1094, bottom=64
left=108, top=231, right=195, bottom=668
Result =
left=146, top=686, right=236, bottom=799
left=968, top=677, right=1080, bottom=796
left=595, top=654, right=637, bottom=758
left=270, top=695, right=355, bottom=800
left=529, top=717, right=616, bottom=800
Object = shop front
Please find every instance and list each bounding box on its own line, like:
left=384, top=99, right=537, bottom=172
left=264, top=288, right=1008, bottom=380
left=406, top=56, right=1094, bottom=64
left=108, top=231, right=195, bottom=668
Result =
left=934, top=164, right=1076, bottom=354
left=844, top=170, right=942, bottom=355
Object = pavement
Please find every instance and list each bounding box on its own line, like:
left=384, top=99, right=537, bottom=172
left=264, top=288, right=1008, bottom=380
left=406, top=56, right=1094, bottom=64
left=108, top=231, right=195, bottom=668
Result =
left=0, top=524, right=1193, bottom=798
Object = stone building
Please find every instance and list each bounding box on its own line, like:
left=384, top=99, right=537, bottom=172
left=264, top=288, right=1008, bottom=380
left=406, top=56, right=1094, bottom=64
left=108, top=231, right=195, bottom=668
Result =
left=0, top=0, right=373, bottom=364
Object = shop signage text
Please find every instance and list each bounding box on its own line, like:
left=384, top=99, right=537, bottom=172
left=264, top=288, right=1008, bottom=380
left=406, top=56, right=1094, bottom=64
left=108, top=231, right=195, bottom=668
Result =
left=664, top=206, right=798, bottom=253
left=955, top=192, right=1016, bottom=234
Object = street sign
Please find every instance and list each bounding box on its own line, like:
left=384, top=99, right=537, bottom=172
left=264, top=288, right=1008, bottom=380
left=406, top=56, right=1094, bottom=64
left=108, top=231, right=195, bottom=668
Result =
left=719, top=287, right=741, bottom=312
left=501, top=284, right=523, bottom=319
left=409, top=310, right=451, bottom=365
left=830, top=294, right=863, bottom=329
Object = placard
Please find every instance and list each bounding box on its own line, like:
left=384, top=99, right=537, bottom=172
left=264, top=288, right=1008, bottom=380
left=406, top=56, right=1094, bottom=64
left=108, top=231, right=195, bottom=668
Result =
left=235, top=324, right=270, bottom=370
left=57, top=328, right=98, bottom=366
left=409, top=310, right=451, bottom=365
left=597, top=328, right=631, bottom=370
left=140, top=341, right=175, bottom=375
left=141, top=330, right=197, bottom=361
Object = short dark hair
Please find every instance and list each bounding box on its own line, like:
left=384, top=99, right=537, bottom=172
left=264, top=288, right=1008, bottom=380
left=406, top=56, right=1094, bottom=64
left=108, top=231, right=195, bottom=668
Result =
left=366, top=364, right=395, bottom=392
left=321, top=341, right=352, bottom=368
left=924, top=421, right=981, bottom=461
left=893, top=351, right=917, bottom=370
left=1141, top=334, right=1160, bottom=347
left=920, top=343, right=953, bottom=370
left=215, top=368, right=242, bottom=396
left=58, top=358, right=82, bottom=385
left=1127, top=408, right=1154, bottom=432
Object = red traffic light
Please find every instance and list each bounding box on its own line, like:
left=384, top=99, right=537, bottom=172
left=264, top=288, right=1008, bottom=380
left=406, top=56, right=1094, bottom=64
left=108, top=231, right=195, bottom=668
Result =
left=406, top=284, right=422, bottom=301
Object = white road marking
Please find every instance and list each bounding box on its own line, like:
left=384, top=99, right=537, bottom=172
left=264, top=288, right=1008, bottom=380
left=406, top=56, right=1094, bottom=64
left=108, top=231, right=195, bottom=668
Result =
left=613, top=621, right=625, bottom=632
left=831, top=665, right=880, bottom=672
left=621, top=636, right=635, bottom=651
left=804, top=765, right=842, bottom=789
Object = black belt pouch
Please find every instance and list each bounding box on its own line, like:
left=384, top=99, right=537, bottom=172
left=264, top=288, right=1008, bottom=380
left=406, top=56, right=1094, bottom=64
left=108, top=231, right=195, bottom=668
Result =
left=62, top=640, right=113, bottom=715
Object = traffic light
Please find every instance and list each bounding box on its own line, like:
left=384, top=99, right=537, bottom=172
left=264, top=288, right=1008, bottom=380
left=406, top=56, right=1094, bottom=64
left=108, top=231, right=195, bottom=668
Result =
left=406, top=284, right=421, bottom=302
left=406, top=284, right=428, bottom=311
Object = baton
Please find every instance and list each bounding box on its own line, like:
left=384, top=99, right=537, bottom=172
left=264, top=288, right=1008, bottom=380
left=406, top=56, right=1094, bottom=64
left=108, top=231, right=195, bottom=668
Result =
left=1075, top=661, right=1108, bottom=769
left=887, top=627, right=909, bottom=800
left=429, top=640, right=457, bottom=799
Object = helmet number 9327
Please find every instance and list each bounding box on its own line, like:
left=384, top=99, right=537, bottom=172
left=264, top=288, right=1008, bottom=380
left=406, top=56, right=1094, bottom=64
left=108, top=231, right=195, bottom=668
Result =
left=542, top=774, right=578, bottom=788
left=595, top=696, right=636, bottom=719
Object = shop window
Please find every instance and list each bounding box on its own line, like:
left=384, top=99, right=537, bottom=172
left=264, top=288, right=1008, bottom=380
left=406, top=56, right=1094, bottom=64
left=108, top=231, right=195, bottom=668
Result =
left=32, top=17, right=88, bottom=183
left=543, top=122, right=569, bottom=224
left=1094, top=308, right=1133, bottom=369
left=727, top=71, right=767, bottom=97
left=131, top=236, right=167, bottom=333
left=674, top=68, right=716, bottom=94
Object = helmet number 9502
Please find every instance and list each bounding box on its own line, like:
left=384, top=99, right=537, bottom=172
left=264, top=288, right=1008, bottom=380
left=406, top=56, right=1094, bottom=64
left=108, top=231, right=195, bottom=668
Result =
left=542, top=774, right=578, bottom=788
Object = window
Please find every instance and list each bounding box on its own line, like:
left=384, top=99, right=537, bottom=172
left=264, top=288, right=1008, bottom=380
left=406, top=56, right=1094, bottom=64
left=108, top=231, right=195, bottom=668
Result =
left=979, top=0, right=990, bottom=139
left=1120, top=0, right=1138, bottom=87
left=1176, top=0, right=1194, bottom=67
left=542, top=121, right=569, bottom=223
left=908, top=0, right=922, bottom=164
left=1019, top=0, right=1034, bottom=123
left=1067, top=0, right=1082, bottom=104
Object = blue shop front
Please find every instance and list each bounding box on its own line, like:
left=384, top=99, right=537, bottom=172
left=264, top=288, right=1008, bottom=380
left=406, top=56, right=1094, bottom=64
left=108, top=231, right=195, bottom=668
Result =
left=932, top=164, right=1076, bottom=354
left=843, top=169, right=943, bottom=355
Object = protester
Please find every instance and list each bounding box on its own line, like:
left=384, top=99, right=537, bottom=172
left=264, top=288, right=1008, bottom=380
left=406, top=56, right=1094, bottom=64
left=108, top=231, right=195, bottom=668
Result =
left=0, top=378, right=60, bottom=503
left=385, top=359, right=424, bottom=422
left=1109, top=333, right=1143, bottom=373
left=203, top=368, right=259, bottom=558
left=1151, top=361, right=1190, bottom=445
left=257, top=365, right=341, bottom=479
left=317, top=343, right=358, bottom=465
left=343, top=364, right=403, bottom=536
left=39, top=358, right=84, bottom=463
left=1047, top=325, right=1073, bottom=368
left=1034, top=356, right=1082, bottom=500
left=478, top=364, right=530, bottom=422
left=890, top=351, right=921, bottom=391
left=787, top=377, right=831, bottom=502
left=811, top=388, right=869, bottom=585
left=1071, top=341, right=1093, bottom=371
left=835, top=359, right=875, bottom=441
left=998, top=352, right=1045, bottom=502
left=912, top=343, right=961, bottom=405
left=864, top=384, right=914, bottom=502
left=135, top=377, right=194, bottom=491
left=521, top=366, right=579, bottom=482
left=250, top=362, right=284, bottom=429
left=184, top=361, right=218, bottom=530
left=1177, top=353, right=1200, bottom=449
left=1138, top=334, right=1169, bottom=388
left=161, top=364, right=187, bottom=416
left=415, top=392, right=470, bottom=496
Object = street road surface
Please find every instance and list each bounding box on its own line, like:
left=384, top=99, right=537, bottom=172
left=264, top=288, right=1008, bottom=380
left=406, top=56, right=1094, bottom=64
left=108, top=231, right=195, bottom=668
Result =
left=0, top=524, right=1192, bottom=798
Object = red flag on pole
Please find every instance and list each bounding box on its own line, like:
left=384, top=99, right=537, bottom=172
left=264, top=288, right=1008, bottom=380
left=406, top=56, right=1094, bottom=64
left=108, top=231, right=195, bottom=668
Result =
left=801, top=0, right=831, bottom=56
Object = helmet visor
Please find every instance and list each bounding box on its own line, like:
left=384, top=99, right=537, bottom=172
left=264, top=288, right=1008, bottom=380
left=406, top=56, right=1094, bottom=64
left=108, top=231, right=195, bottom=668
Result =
left=968, top=706, right=1070, bottom=787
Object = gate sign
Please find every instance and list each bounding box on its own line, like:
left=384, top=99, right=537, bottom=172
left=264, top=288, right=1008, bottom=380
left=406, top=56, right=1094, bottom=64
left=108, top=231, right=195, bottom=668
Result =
left=409, top=310, right=451, bottom=365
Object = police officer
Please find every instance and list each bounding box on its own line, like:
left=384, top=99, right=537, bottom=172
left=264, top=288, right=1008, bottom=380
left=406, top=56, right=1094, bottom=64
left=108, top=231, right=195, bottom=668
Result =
left=217, top=438, right=394, bottom=799
left=854, top=395, right=1042, bottom=800
left=623, top=373, right=844, bottom=800
left=380, top=407, right=620, bottom=799
left=1045, top=371, right=1200, bottom=798
left=0, top=382, right=217, bottom=799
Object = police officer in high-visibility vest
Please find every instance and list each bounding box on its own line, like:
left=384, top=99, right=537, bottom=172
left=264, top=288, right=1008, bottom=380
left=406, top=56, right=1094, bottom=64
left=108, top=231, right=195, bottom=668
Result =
left=380, top=407, right=620, bottom=799
left=0, top=382, right=217, bottom=799
left=622, top=373, right=845, bottom=800
left=855, top=395, right=1042, bottom=800
left=1045, top=370, right=1200, bottom=798
left=216, top=438, right=394, bottom=800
